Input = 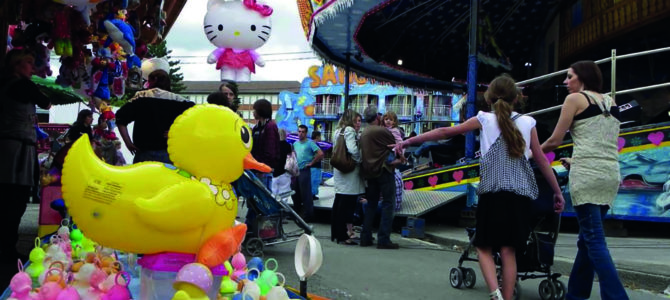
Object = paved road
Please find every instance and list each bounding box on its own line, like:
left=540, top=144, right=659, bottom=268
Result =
left=17, top=204, right=668, bottom=299
left=253, top=223, right=666, bottom=300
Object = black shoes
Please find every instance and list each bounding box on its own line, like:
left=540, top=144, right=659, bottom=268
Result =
left=377, top=242, right=400, bottom=249
left=359, top=240, right=373, bottom=247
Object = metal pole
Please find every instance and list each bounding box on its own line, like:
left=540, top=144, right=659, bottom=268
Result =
left=465, top=0, right=478, bottom=159
left=610, top=49, right=616, bottom=103
left=344, top=52, right=351, bottom=112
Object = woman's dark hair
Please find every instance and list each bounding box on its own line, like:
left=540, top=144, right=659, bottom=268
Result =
left=74, top=109, right=93, bottom=125
left=219, top=81, right=238, bottom=96
left=570, top=60, right=603, bottom=92
left=2, top=48, right=34, bottom=77
left=147, top=70, right=172, bottom=91
left=207, top=91, right=231, bottom=108
left=253, top=99, right=273, bottom=119
left=311, top=131, right=321, bottom=140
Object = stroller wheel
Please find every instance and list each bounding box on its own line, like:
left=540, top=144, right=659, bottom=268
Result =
left=539, top=279, right=556, bottom=300
left=462, top=267, right=476, bottom=288
left=552, top=280, right=566, bottom=300
left=449, top=267, right=463, bottom=288
left=244, top=238, right=264, bottom=257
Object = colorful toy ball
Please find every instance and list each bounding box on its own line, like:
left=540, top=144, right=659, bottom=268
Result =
left=246, top=257, right=264, bottom=272
left=231, top=252, right=246, bottom=270
left=174, top=263, right=214, bottom=293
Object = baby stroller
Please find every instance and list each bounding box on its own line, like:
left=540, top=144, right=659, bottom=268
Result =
left=233, top=171, right=313, bottom=257
left=449, top=168, right=567, bottom=300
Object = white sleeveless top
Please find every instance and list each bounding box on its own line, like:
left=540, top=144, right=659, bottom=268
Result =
left=476, top=111, right=536, bottom=158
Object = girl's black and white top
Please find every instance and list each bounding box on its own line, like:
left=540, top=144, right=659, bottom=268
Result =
left=476, top=111, right=539, bottom=200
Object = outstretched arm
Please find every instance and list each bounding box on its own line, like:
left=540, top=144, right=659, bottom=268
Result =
left=393, top=116, right=481, bottom=153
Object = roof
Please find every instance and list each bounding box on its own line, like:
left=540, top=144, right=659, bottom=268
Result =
left=181, top=81, right=302, bottom=94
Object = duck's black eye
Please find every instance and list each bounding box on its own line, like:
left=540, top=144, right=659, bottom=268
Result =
left=240, top=126, right=251, bottom=148
left=250, top=25, right=256, bottom=31
left=218, top=24, right=223, bottom=31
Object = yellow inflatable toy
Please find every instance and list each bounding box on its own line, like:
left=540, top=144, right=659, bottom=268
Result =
left=61, top=105, right=271, bottom=258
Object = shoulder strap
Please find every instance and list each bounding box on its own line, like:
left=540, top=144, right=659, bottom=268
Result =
left=511, top=113, right=521, bottom=121
left=579, top=92, right=594, bottom=105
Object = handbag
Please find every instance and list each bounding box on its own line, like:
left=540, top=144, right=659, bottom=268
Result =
left=330, top=131, right=356, bottom=173
left=284, top=151, right=299, bottom=177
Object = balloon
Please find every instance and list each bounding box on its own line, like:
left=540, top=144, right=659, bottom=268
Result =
left=204, top=0, right=273, bottom=82
left=62, top=105, right=270, bottom=255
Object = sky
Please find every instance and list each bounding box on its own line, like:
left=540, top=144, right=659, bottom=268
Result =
left=165, top=0, right=322, bottom=83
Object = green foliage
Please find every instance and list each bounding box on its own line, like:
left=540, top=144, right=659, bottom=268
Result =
left=148, top=40, right=186, bottom=94
left=109, top=41, right=186, bottom=106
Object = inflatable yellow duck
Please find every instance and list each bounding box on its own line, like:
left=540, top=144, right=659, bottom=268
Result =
left=62, top=105, right=271, bottom=259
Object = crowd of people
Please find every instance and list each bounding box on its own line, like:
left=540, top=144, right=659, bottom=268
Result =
left=0, top=47, right=628, bottom=300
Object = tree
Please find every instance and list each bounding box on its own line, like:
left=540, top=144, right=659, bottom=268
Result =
left=147, top=40, right=186, bottom=93
left=109, top=40, right=186, bottom=107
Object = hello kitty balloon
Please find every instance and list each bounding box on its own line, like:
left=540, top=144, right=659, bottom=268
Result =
left=204, top=0, right=273, bottom=82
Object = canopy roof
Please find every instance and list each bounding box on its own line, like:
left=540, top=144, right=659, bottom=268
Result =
left=301, top=0, right=561, bottom=90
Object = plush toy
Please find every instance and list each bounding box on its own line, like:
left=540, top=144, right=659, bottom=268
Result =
left=52, top=10, right=72, bottom=56
left=52, top=0, right=110, bottom=26
left=204, top=0, right=273, bottom=82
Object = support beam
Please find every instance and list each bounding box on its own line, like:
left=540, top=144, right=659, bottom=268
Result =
left=343, top=52, right=351, bottom=111
left=465, top=0, right=478, bottom=159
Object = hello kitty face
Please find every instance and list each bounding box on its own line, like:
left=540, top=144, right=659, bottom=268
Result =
left=204, top=0, right=273, bottom=50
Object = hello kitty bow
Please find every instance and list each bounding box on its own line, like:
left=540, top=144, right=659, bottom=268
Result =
left=243, top=0, right=273, bottom=16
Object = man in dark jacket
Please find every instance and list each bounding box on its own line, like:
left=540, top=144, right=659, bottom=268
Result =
left=359, top=105, right=398, bottom=249
left=116, top=70, right=194, bottom=164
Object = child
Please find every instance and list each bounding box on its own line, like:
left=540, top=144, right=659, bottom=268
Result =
left=395, top=75, right=565, bottom=300
left=382, top=111, right=406, bottom=211
left=383, top=111, right=406, bottom=165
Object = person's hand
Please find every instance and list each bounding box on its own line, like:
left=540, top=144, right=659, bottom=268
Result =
left=126, top=142, right=139, bottom=155
left=553, top=193, right=565, bottom=213
left=559, top=158, right=572, bottom=170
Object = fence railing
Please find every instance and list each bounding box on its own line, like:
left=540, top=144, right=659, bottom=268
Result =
left=314, top=103, right=341, bottom=116
left=520, top=46, right=670, bottom=117
left=385, top=104, right=414, bottom=117
left=430, top=105, right=452, bottom=118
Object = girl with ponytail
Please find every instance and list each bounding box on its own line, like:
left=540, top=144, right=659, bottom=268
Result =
left=394, top=75, right=564, bottom=300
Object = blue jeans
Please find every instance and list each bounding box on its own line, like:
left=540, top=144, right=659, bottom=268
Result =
left=311, top=167, right=321, bottom=196
left=362, top=170, right=396, bottom=245
left=567, top=204, right=629, bottom=300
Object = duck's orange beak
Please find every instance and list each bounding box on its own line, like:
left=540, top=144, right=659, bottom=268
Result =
left=244, top=153, right=272, bottom=173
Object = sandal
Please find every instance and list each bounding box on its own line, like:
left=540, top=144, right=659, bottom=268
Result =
left=489, top=289, right=504, bottom=300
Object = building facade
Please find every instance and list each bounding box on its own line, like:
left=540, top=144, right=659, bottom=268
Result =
left=180, top=81, right=301, bottom=125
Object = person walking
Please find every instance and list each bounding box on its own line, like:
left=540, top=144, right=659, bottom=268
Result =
left=0, top=49, right=52, bottom=288
left=359, top=105, right=399, bottom=249
left=250, top=98, right=279, bottom=190
left=330, top=109, right=365, bottom=245
left=290, top=125, right=324, bottom=222
left=541, top=61, right=628, bottom=300
left=396, top=75, right=564, bottom=300
left=271, top=128, right=293, bottom=195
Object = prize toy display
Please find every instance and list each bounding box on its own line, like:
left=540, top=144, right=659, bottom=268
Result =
left=203, top=0, right=273, bottom=82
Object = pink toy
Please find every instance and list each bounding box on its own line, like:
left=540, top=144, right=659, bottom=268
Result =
left=55, top=287, right=81, bottom=300
left=37, top=268, right=65, bottom=300
left=203, top=0, right=273, bottom=81
left=174, top=263, right=213, bottom=293
left=9, top=259, right=36, bottom=300
left=101, top=272, right=131, bottom=300
left=231, top=252, right=246, bottom=280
